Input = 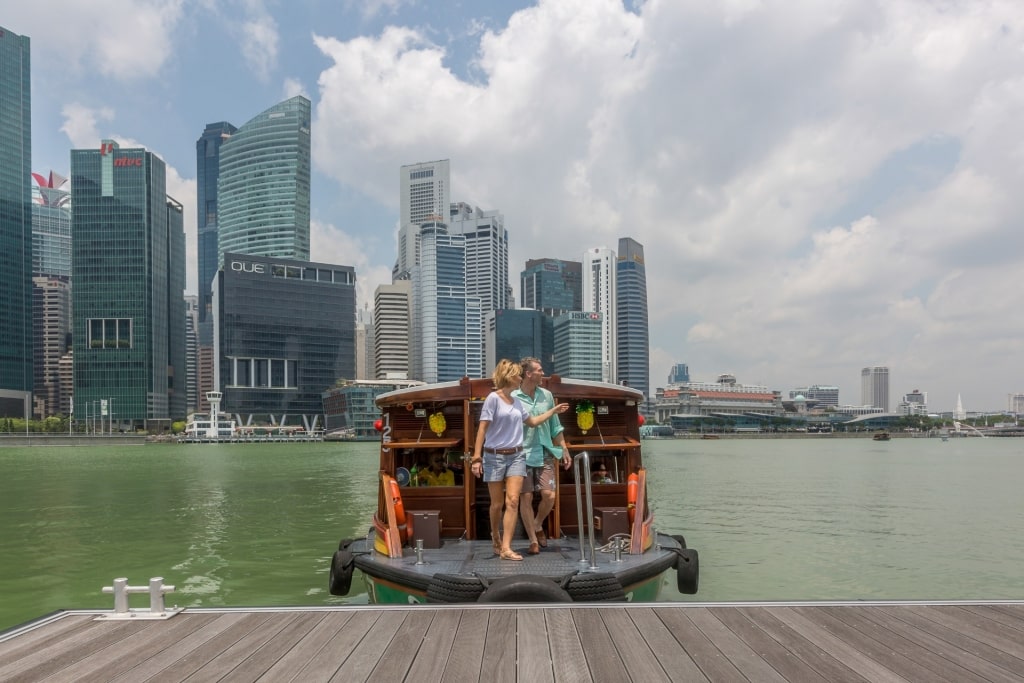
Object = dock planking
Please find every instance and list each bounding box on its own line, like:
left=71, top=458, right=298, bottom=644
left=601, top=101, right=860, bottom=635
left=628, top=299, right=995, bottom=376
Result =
left=0, top=602, right=1022, bottom=682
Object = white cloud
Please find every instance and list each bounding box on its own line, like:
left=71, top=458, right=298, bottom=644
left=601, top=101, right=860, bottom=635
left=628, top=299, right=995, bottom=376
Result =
left=60, top=104, right=116, bottom=148
left=240, top=14, right=280, bottom=81
left=311, top=219, right=394, bottom=309
left=309, top=0, right=1024, bottom=409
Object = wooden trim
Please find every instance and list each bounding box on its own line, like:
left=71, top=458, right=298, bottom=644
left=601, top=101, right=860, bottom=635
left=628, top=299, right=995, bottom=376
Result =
left=564, top=436, right=640, bottom=450
left=383, top=438, right=462, bottom=449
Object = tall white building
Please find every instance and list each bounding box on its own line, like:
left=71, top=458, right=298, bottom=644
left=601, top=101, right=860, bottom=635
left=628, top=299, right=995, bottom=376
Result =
left=582, top=247, right=617, bottom=383
left=860, top=366, right=890, bottom=412
left=395, top=160, right=450, bottom=281
left=374, top=281, right=411, bottom=380
left=355, top=303, right=375, bottom=381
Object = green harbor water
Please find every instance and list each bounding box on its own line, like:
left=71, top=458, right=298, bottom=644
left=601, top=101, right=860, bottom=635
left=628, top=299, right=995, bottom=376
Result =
left=1, top=436, right=1022, bottom=631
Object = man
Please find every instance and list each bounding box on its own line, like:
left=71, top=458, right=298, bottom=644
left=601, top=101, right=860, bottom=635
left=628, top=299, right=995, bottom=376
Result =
left=513, top=357, right=570, bottom=555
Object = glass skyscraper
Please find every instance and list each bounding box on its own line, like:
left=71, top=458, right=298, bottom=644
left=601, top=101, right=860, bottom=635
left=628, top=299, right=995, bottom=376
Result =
left=616, top=237, right=649, bottom=400
left=70, top=141, right=187, bottom=430
left=196, top=121, right=236, bottom=325
left=521, top=258, right=582, bottom=315
left=0, top=26, right=32, bottom=418
left=31, top=171, right=71, bottom=279
left=217, top=96, right=310, bottom=266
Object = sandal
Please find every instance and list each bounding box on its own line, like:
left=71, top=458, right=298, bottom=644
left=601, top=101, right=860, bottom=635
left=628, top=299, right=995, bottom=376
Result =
left=499, top=548, right=523, bottom=561
left=535, top=528, right=547, bottom=547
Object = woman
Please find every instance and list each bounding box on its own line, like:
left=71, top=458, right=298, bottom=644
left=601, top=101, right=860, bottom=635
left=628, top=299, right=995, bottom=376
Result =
left=471, top=359, right=568, bottom=560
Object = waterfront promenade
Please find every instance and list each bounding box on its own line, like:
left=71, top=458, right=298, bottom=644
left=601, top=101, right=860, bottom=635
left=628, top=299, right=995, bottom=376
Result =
left=2, top=601, right=1022, bottom=681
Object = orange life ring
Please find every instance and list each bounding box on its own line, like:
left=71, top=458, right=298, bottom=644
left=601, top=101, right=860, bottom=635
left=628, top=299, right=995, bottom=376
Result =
left=387, top=478, right=413, bottom=543
left=626, top=472, right=639, bottom=526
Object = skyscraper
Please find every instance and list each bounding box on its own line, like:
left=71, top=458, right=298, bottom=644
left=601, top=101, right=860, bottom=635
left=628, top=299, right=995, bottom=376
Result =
left=374, top=281, right=412, bottom=379
left=217, top=96, right=310, bottom=265
left=196, top=121, right=236, bottom=324
left=861, top=366, right=890, bottom=412
left=70, top=140, right=187, bottom=430
left=582, top=247, right=616, bottom=383
left=32, top=276, right=70, bottom=418
left=553, top=312, right=603, bottom=381
left=395, top=159, right=450, bottom=280
left=31, top=171, right=71, bottom=279
left=616, top=237, right=649, bottom=399
left=667, top=363, right=690, bottom=384
left=0, top=26, right=32, bottom=419
left=521, top=258, right=582, bottom=315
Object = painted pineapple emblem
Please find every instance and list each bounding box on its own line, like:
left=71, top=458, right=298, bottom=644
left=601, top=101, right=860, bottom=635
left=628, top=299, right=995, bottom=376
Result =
left=428, top=411, right=446, bottom=437
left=576, top=401, right=595, bottom=434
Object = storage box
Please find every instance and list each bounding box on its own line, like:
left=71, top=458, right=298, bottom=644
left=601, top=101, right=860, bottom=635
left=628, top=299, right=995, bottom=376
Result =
left=409, top=510, right=442, bottom=548
left=593, top=507, right=629, bottom=544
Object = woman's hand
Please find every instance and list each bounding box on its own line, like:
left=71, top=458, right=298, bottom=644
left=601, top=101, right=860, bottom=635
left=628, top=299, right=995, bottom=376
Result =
left=471, top=460, right=483, bottom=478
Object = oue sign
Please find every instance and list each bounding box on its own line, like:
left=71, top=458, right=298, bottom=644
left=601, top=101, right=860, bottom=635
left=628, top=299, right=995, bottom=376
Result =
left=230, top=261, right=265, bottom=274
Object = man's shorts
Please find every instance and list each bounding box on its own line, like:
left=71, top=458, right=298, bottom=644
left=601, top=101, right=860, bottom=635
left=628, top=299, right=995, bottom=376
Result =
left=524, top=458, right=557, bottom=492
left=483, top=449, right=526, bottom=482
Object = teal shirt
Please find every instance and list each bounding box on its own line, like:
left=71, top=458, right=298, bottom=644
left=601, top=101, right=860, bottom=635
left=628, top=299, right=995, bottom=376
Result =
left=512, top=385, right=566, bottom=467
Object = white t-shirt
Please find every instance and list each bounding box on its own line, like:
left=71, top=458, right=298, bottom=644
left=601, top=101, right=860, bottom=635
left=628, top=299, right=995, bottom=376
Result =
left=479, top=391, right=528, bottom=450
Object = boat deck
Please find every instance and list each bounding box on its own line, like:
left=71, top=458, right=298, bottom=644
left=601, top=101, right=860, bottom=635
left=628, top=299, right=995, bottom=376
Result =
left=2, top=601, right=1023, bottom=681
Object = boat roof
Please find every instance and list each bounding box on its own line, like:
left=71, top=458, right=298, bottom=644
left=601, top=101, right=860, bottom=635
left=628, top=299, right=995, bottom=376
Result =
left=375, top=375, right=644, bottom=407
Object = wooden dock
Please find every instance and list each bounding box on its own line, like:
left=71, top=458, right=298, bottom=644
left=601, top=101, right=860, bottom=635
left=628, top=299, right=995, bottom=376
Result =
left=1, top=601, right=1022, bottom=682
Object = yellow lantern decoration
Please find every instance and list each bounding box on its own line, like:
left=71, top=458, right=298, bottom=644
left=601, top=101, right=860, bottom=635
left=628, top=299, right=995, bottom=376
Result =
left=428, top=411, right=447, bottom=437
left=576, top=401, right=595, bottom=434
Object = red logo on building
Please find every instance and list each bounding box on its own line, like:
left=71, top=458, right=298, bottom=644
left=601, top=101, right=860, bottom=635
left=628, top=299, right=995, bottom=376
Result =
left=100, top=142, right=115, bottom=156
left=113, top=157, right=142, bottom=167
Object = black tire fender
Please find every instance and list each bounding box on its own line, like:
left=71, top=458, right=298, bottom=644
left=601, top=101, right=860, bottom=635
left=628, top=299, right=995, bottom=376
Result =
left=477, top=574, right=573, bottom=603
left=670, top=534, right=687, bottom=550
left=564, top=572, right=627, bottom=602
left=675, top=548, right=699, bottom=595
left=426, top=574, right=487, bottom=603
left=329, top=549, right=355, bottom=596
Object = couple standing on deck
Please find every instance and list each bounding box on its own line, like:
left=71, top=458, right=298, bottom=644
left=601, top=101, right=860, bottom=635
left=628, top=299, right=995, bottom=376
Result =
left=470, top=358, right=571, bottom=561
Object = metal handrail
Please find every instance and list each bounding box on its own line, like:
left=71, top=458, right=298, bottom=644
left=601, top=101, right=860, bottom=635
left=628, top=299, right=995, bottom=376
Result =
left=573, top=451, right=598, bottom=570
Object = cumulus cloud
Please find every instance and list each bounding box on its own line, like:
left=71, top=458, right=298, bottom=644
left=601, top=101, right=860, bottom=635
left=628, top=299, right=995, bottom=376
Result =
left=60, top=103, right=116, bottom=148
left=311, top=219, right=394, bottom=308
left=310, top=0, right=1024, bottom=409
left=240, top=13, right=280, bottom=81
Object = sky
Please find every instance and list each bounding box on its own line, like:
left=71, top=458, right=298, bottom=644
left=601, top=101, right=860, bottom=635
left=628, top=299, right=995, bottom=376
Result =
left=8, top=0, right=1024, bottom=413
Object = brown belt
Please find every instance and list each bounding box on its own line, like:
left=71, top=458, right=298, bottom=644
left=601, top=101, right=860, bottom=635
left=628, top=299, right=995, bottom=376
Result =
left=484, top=446, right=521, bottom=455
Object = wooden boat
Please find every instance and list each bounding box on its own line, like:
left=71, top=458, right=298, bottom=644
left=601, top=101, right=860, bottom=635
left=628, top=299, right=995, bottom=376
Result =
left=328, top=375, right=699, bottom=603
left=873, top=431, right=891, bottom=441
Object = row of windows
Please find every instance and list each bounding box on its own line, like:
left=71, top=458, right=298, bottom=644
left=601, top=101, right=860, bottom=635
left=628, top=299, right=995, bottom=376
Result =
left=88, top=318, right=133, bottom=349
left=227, top=357, right=298, bottom=389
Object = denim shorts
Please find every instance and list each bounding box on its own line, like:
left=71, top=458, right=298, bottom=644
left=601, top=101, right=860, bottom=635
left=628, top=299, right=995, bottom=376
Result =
left=483, top=449, right=526, bottom=482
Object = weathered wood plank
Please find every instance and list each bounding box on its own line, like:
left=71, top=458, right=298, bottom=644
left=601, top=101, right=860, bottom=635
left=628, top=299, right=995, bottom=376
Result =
left=367, top=609, right=436, bottom=681
left=254, top=611, right=355, bottom=682
left=625, top=608, right=709, bottom=683
left=134, top=612, right=273, bottom=681
left=329, top=610, right=406, bottom=681
left=0, top=615, right=95, bottom=667
left=737, top=607, right=868, bottom=683
left=572, top=607, right=629, bottom=683
left=688, top=607, right=789, bottom=683
left=959, top=605, right=1024, bottom=634
left=404, top=608, right=461, bottom=681
left=766, top=607, right=906, bottom=683
left=481, top=608, right=516, bottom=683
left=219, top=612, right=326, bottom=682
left=517, top=608, right=554, bottom=683
left=441, top=609, right=488, bottom=683
left=179, top=611, right=303, bottom=682
left=598, top=608, right=670, bottom=683
left=654, top=606, right=748, bottom=682
left=905, top=606, right=1024, bottom=660
left=711, top=607, right=828, bottom=683
left=46, top=613, right=221, bottom=683
left=290, top=610, right=382, bottom=682
left=0, top=620, right=146, bottom=683
left=855, top=606, right=1024, bottom=683
left=544, top=606, right=590, bottom=683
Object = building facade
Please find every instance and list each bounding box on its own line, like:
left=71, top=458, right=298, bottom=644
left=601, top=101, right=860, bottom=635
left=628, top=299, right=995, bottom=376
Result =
left=667, top=363, right=690, bottom=384
left=195, top=121, right=236, bottom=325
left=861, top=366, right=890, bottom=412
left=521, top=258, right=582, bottom=315
left=31, top=276, right=70, bottom=418
left=582, top=247, right=616, bottom=383
left=31, top=171, right=71, bottom=279
left=70, top=141, right=187, bottom=430
left=374, top=281, right=411, bottom=379
left=0, top=26, right=33, bottom=418
left=486, top=309, right=548, bottom=372
left=322, top=379, right=422, bottom=439
left=395, top=159, right=450, bottom=281
left=615, top=237, right=649, bottom=400
left=216, top=97, right=311, bottom=266
left=552, top=311, right=603, bottom=381
left=789, top=384, right=839, bottom=408
left=213, top=252, right=355, bottom=430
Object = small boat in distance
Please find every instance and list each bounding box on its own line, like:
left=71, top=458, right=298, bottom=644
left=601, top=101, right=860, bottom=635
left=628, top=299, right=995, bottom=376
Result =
left=328, top=375, right=699, bottom=603
left=873, top=431, right=891, bottom=441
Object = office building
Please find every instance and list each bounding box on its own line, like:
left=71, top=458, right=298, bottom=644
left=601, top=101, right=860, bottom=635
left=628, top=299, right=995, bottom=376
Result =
left=217, top=96, right=310, bottom=266
left=31, top=276, right=70, bottom=418
left=486, top=309, right=548, bottom=371
left=1009, top=393, right=1024, bottom=415
left=861, top=366, right=890, bottom=412
left=374, top=281, right=412, bottom=380
left=521, top=258, right=582, bottom=315
left=31, top=171, right=71, bottom=279
left=70, top=140, right=187, bottom=430
left=395, top=160, right=450, bottom=281
left=196, top=121, right=236, bottom=324
left=616, top=237, right=649, bottom=399
left=582, top=247, right=616, bottom=383
left=789, top=384, right=839, bottom=408
left=899, top=389, right=928, bottom=416
left=185, top=295, right=199, bottom=412
left=213, top=253, right=355, bottom=430
left=552, top=311, right=603, bottom=381
left=355, top=304, right=374, bottom=381
left=668, top=363, right=690, bottom=384
left=0, top=26, right=33, bottom=418
left=411, top=221, right=482, bottom=382
left=322, top=379, right=422, bottom=439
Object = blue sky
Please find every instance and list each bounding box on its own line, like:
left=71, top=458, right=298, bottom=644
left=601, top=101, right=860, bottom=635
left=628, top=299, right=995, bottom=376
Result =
left=9, top=0, right=1024, bottom=412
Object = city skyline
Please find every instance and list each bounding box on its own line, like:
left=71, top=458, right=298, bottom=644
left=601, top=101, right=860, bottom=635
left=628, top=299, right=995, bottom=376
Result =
left=8, top=3, right=1024, bottom=412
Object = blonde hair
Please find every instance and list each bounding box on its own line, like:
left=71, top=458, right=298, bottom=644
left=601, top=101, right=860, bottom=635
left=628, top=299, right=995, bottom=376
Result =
left=492, top=359, right=522, bottom=389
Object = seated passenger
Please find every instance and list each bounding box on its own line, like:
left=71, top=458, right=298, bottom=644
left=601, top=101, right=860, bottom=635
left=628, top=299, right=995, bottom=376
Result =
left=591, top=461, right=614, bottom=484
left=420, top=452, right=455, bottom=486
